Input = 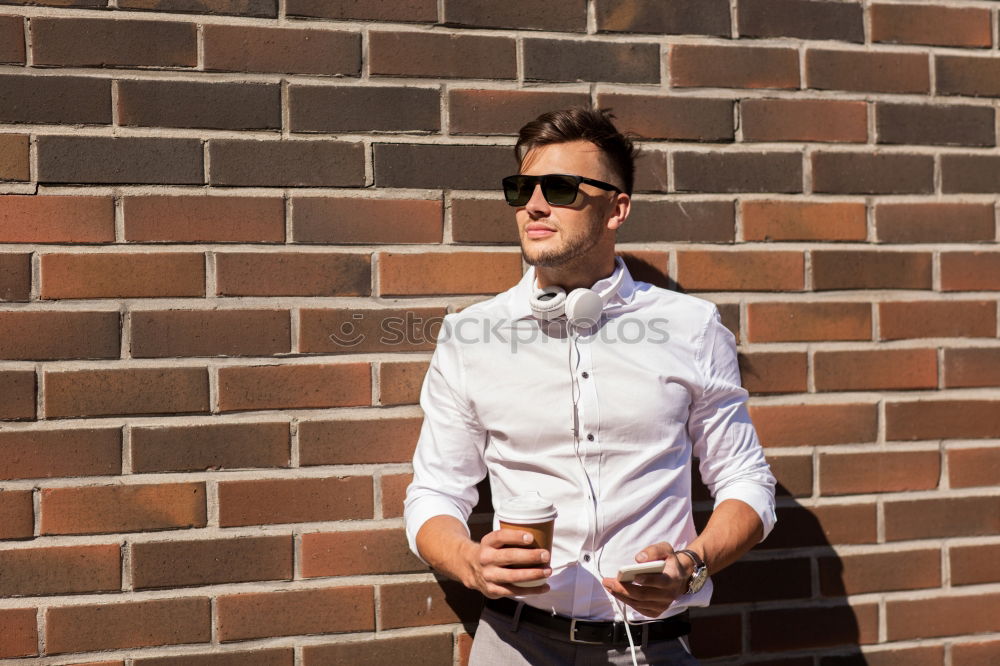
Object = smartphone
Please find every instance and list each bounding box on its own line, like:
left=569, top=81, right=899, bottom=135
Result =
left=616, top=560, right=666, bottom=582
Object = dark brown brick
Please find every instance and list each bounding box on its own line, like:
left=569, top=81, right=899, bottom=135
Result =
left=812, top=250, right=931, bottom=291
left=621, top=200, right=735, bottom=243
left=286, top=0, right=436, bottom=22
left=302, top=528, right=424, bottom=577
left=739, top=351, right=808, bottom=394
left=292, top=197, right=442, bottom=244
left=0, top=15, right=24, bottom=64
left=41, top=483, right=207, bottom=535
left=751, top=603, right=878, bottom=652
left=131, top=422, right=289, bottom=473
left=767, top=455, right=812, bottom=497
left=0, top=252, right=30, bottom=302
left=941, top=251, right=1000, bottom=291
left=0, top=489, right=33, bottom=539
left=0, top=369, right=35, bottom=420
left=32, top=18, right=197, bottom=68
left=945, top=348, right=1000, bottom=389
left=877, top=103, right=995, bottom=146
left=132, top=536, right=291, bottom=589
left=218, top=476, right=373, bottom=527
left=209, top=140, right=364, bottom=188
left=710, top=557, right=812, bottom=604
left=138, top=649, right=293, bottom=666
left=44, top=367, right=209, bottom=418
left=378, top=251, right=522, bottom=296
left=46, top=598, right=210, bottom=654
left=37, top=136, right=203, bottom=185
left=0, top=608, right=37, bottom=658
left=451, top=197, right=518, bottom=244
left=887, top=592, right=1000, bottom=640
left=370, top=31, right=515, bottom=79
left=596, top=0, right=730, bottom=36
left=0, top=428, right=120, bottom=480
left=950, top=543, right=1000, bottom=585
left=807, top=50, right=930, bottom=94
left=879, top=300, right=997, bottom=341
left=217, top=586, right=373, bottom=641
left=379, top=359, right=428, bottom=406
left=217, top=362, right=371, bottom=412
left=375, top=144, right=511, bottom=190
left=204, top=25, right=359, bottom=75
left=123, top=196, right=285, bottom=243
left=674, top=152, right=802, bottom=193
left=820, top=450, right=940, bottom=495
left=739, top=0, right=863, bottom=42
left=0, top=195, right=114, bottom=243
left=871, top=4, right=991, bottom=49
left=671, top=45, right=799, bottom=89
left=676, top=250, right=803, bottom=291
left=750, top=403, right=878, bottom=448
left=303, top=635, right=453, bottom=666
left=887, top=399, right=1000, bottom=441
left=0, top=544, right=120, bottom=596
left=688, top=613, right=741, bottom=658
left=380, top=580, right=483, bottom=629
left=215, top=252, right=370, bottom=297
left=40, top=252, right=205, bottom=299
left=941, top=154, right=1000, bottom=193
left=0, top=134, right=28, bottom=181
left=119, top=0, right=278, bottom=17
left=0, top=0, right=106, bottom=5
left=0, top=74, right=109, bottom=125
left=742, top=200, right=867, bottom=242
left=290, top=85, right=439, bottom=133
left=634, top=150, right=669, bottom=192
left=119, top=80, right=280, bottom=131
left=444, top=0, right=586, bottom=32
left=811, top=152, right=934, bottom=194
left=0, top=311, right=119, bottom=360
left=820, top=549, right=941, bottom=596
left=130, top=309, right=290, bottom=358
left=949, top=447, right=1000, bottom=489
left=875, top=203, right=996, bottom=243
left=449, top=89, right=591, bottom=135
left=299, top=306, right=444, bottom=354
left=299, top=416, right=422, bottom=465
left=742, top=99, right=867, bottom=143
left=382, top=473, right=407, bottom=515
left=524, top=38, right=660, bottom=84
left=597, top=93, right=733, bottom=142
left=747, top=302, right=871, bottom=343
left=936, top=55, right=1000, bottom=97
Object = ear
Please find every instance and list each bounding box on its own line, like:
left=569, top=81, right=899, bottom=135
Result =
left=606, top=192, right=631, bottom=231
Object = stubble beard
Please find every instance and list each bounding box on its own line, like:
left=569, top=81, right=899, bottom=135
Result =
left=519, top=217, right=606, bottom=268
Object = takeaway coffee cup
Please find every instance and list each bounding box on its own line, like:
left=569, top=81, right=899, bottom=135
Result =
left=496, top=492, right=558, bottom=587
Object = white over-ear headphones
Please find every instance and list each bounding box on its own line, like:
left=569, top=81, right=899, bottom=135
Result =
left=528, top=257, right=626, bottom=329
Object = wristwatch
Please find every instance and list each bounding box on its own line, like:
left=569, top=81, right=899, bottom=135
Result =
left=675, top=549, right=708, bottom=594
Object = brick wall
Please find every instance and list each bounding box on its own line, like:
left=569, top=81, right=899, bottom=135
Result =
left=0, top=0, right=998, bottom=663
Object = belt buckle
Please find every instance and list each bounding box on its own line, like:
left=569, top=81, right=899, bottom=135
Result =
left=569, top=618, right=605, bottom=645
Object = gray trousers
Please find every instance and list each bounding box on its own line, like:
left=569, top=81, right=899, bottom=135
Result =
left=469, top=605, right=701, bottom=666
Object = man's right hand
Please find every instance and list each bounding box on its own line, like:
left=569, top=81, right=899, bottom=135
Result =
left=462, top=528, right=552, bottom=598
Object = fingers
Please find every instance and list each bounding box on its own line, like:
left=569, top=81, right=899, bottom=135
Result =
left=482, top=528, right=536, bottom=548
left=477, top=529, right=552, bottom=593
left=635, top=542, right=675, bottom=563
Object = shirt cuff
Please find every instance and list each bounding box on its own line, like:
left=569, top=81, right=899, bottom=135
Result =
left=713, top=483, right=777, bottom=543
left=403, top=495, right=473, bottom=565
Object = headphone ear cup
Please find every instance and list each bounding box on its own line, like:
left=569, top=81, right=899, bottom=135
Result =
left=529, top=285, right=567, bottom=321
left=564, top=288, right=603, bottom=329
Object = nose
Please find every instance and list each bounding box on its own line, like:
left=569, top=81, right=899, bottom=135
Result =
left=525, top=183, right=550, bottom=217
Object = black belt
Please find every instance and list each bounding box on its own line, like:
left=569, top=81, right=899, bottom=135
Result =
left=485, top=597, right=691, bottom=646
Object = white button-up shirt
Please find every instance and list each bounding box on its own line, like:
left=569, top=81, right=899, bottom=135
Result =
left=404, top=259, right=776, bottom=621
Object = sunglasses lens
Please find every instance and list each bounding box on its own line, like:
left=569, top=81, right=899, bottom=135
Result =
left=542, top=175, right=579, bottom=205
left=503, top=176, right=533, bottom=206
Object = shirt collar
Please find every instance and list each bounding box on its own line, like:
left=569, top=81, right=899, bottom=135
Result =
left=508, top=256, right=636, bottom=321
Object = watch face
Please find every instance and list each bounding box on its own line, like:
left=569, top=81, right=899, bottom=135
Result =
left=688, top=567, right=708, bottom=594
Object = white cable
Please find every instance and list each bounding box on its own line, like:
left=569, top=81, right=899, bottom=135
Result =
left=614, top=597, right=641, bottom=666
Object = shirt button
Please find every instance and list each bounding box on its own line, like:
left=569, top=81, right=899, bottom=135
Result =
left=581, top=371, right=589, bottom=379
left=587, top=433, right=595, bottom=441
left=583, top=554, right=591, bottom=562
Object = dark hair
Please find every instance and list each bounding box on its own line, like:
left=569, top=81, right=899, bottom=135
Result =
left=515, top=107, right=638, bottom=195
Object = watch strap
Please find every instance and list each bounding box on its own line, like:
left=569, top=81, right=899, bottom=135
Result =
left=675, top=549, right=705, bottom=571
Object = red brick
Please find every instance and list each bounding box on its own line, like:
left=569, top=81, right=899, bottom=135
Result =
left=0, top=311, right=119, bottom=361
left=877, top=103, right=995, bottom=147
left=742, top=200, right=866, bottom=242
left=208, top=140, right=364, bottom=188
left=449, top=89, right=590, bottom=136
left=751, top=603, right=878, bottom=651
left=0, top=252, right=30, bottom=301
left=739, top=0, right=863, bottom=42
left=131, top=422, right=290, bottom=473
left=812, top=152, right=934, bottom=195
left=46, top=598, right=210, bottom=654
left=299, top=416, right=421, bottom=466
left=674, top=151, right=802, bottom=193
left=44, top=367, right=209, bottom=419
left=303, top=635, right=453, bottom=666
left=137, top=650, right=292, bottom=666
left=524, top=38, right=660, bottom=84
left=371, top=31, right=515, bottom=79
left=951, top=543, right=1000, bottom=586
left=747, top=302, right=870, bottom=343
left=945, top=348, right=1000, bottom=389
left=299, top=306, right=444, bottom=354
left=807, top=50, right=930, bottom=94
left=123, top=196, right=285, bottom=243
left=380, top=473, right=410, bottom=518
left=302, top=528, right=424, bottom=577
left=761, top=503, right=878, bottom=549
left=619, top=250, right=671, bottom=287
left=215, top=252, right=370, bottom=297
left=292, top=197, right=441, bottom=244
left=0, top=489, right=33, bottom=539
left=742, top=99, right=867, bottom=143
left=378, top=251, right=522, bottom=296
left=941, top=251, right=1000, bottom=291
left=445, top=0, right=586, bottom=31
left=286, top=0, right=435, bottom=22
left=379, top=360, right=428, bottom=406
left=37, top=136, right=203, bottom=185
left=596, top=0, right=729, bottom=36
left=942, top=154, right=1000, bottom=194
left=936, top=55, right=1000, bottom=97
left=675, top=250, right=804, bottom=291
left=0, top=428, right=120, bottom=480
left=373, top=143, right=513, bottom=190
left=458, top=632, right=474, bottom=665
left=0, top=15, right=24, bottom=64
left=290, top=85, right=439, bottom=134
left=41, top=252, right=204, bottom=299
left=204, top=25, right=359, bottom=75
left=218, top=362, right=371, bottom=412
left=0, top=195, right=113, bottom=243
left=688, top=612, right=741, bottom=658
left=953, top=640, right=1000, bottom=666
left=739, top=351, right=807, bottom=394
left=888, top=592, right=1000, bottom=640
left=0, top=370, right=35, bottom=420
left=820, top=450, right=940, bottom=496
left=710, top=557, right=812, bottom=604
left=118, top=80, right=280, bottom=131
left=948, top=447, right=1000, bottom=489
left=380, top=580, right=483, bottom=629
left=820, top=549, right=940, bottom=596
left=879, top=300, right=997, bottom=341
left=814, top=348, right=937, bottom=392
left=888, top=399, right=1000, bottom=440
left=218, top=586, right=373, bottom=641
left=597, top=93, right=733, bottom=142
left=0, top=608, right=37, bottom=658
left=671, top=45, right=799, bottom=89
left=634, top=150, right=669, bottom=192
left=132, top=536, right=292, bottom=589
left=871, top=4, right=991, bottom=49
left=812, top=250, right=931, bottom=290
left=130, top=309, right=289, bottom=358
left=875, top=202, right=996, bottom=243
left=119, top=0, right=277, bottom=17
left=621, top=200, right=735, bottom=243
left=41, top=483, right=206, bottom=536
left=0, top=134, right=28, bottom=180
left=218, top=476, right=373, bottom=527
left=0, top=544, right=120, bottom=596
left=885, top=495, right=1000, bottom=541
left=31, top=18, right=197, bottom=68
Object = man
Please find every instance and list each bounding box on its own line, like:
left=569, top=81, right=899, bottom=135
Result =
left=404, top=107, right=776, bottom=665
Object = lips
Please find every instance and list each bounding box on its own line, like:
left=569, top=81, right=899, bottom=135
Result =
left=525, top=223, right=556, bottom=239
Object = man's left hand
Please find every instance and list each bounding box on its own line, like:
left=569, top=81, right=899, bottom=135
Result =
left=601, top=543, right=693, bottom=617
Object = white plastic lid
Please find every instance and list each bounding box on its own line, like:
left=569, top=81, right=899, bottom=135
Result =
left=496, top=491, right=558, bottom=523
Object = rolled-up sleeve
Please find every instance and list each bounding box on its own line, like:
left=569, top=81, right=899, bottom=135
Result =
left=403, top=314, right=489, bottom=560
left=688, top=306, right=777, bottom=541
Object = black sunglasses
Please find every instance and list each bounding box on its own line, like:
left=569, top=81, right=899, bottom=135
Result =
left=501, top=173, right=621, bottom=207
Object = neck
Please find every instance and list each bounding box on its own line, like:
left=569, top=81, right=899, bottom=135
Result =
left=535, top=254, right=617, bottom=291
